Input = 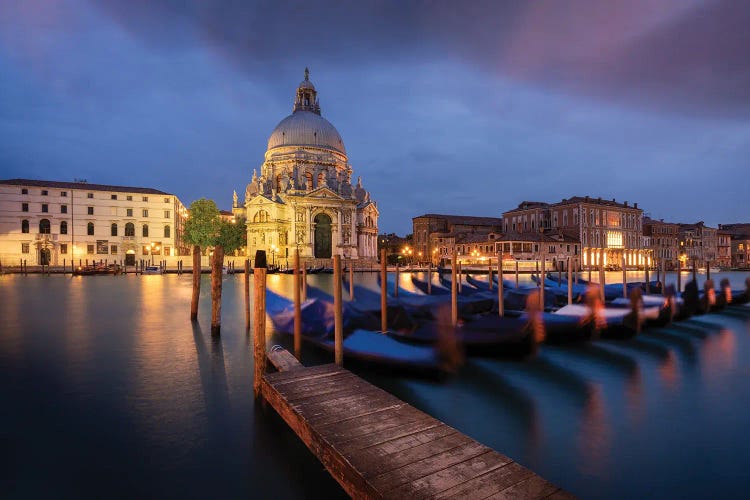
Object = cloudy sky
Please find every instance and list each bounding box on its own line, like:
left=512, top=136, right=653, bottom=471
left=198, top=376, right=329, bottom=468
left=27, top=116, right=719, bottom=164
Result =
left=1, top=0, right=748, bottom=234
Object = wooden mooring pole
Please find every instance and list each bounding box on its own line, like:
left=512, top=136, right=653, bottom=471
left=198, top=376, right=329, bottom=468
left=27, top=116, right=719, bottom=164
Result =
left=515, top=260, right=519, bottom=288
left=539, top=258, right=545, bottom=309
left=567, top=256, right=573, bottom=305
left=333, top=255, right=343, bottom=366
left=622, top=253, right=627, bottom=298
left=244, top=259, right=250, bottom=329
left=380, top=249, right=387, bottom=332
left=302, top=266, right=307, bottom=302
left=497, top=252, right=504, bottom=317
left=645, top=259, right=650, bottom=294
left=253, top=253, right=267, bottom=399
left=677, top=258, right=682, bottom=292
left=294, top=250, right=302, bottom=360
left=457, top=261, right=462, bottom=293
left=348, top=260, right=354, bottom=301
left=599, top=253, right=606, bottom=302
left=427, top=263, right=432, bottom=295
left=394, top=264, right=399, bottom=298
left=488, top=259, right=493, bottom=290
left=451, top=252, right=458, bottom=326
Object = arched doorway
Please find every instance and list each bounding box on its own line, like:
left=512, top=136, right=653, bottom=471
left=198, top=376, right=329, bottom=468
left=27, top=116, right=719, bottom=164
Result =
left=314, top=213, right=332, bottom=258
left=125, top=249, right=136, bottom=266
left=39, top=248, right=51, bottom=265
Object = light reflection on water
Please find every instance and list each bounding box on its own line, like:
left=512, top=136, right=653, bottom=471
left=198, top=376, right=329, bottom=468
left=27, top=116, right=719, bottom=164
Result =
left=0, top=271, right=749, bottom=498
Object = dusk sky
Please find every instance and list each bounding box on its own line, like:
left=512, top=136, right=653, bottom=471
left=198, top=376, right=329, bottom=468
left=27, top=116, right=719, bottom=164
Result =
left=1, top=0, right=749, bottom=234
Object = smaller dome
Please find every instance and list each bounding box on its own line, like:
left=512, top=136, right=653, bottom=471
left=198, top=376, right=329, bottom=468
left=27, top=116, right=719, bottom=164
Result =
left=298, top=79, right=315, bottom=90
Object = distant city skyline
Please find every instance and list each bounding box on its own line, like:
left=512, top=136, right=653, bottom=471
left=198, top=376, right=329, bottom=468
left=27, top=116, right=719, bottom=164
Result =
left=2, top=0, right=749, bottom=234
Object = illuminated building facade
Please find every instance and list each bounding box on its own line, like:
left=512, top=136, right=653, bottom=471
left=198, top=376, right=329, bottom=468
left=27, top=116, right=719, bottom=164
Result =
left=0, top=179, right=187, bottom=267
left=234, top=70, right=378, bottom=264
left=412, top=214, right=504, bottom=265
left=503, top=196, right=646, bottom=269
left=643, top=217, right=679, bottom=269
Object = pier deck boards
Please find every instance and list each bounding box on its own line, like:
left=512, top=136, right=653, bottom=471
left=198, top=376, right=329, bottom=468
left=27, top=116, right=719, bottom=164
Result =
left=261, top=363, right=571, bottom=499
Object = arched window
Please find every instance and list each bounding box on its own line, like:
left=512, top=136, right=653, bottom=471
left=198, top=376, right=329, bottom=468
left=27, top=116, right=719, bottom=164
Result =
left=60, top=221, right=68, bottom=235
left=39, top=219, right=51, bottom=234
left=305, top=172, right=313, bottom=191
left=87, top=222, right=94, bottom=235
left=21, top=219, right=29, bottom=233
left=253, top=210, right=269, bottom=223
left=142, top=224, right=149, bottom=237
left=125, top=222, right=135, bottom=236
left=164, top=225, right=171, bottom=238
left=317, top=173, right=323, bottom=187
left=111, top=223, right=118, bottom=236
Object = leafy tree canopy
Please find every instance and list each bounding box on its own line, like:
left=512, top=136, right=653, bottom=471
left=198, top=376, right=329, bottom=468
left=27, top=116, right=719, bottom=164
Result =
left=184, top=199, right=220, bottom=248
left=216, top=216, right=247, bottom=253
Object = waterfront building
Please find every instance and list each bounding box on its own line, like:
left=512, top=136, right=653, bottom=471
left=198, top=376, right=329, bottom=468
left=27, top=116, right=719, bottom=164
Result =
left=233, top=69, right=378, bottom=264
left=412, top=214, right=504, bottom=264
left=503, top=196, right=646, bottom=269
left=678, top=222, right=717, bottom=265
left=719, top=223, right=750, bottom=269
left=717, top=230, right=732, bottom=269
left=0, top=179, right=187, bottom=267
left=643, top=217, right=680, bottom=269
left=494, top=231, right=580, bottom=270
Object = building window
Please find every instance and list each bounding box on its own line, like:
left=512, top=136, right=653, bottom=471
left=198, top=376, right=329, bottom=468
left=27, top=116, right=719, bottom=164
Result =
left=111, top=223, right=118, bottom=236
left=41, top=190, right=48, bottom=196
left=42, top=204, right=48, bottom=213
left=61, top=205, right=67, bottom=214
left=164, top=225, right=171, bottom=238
left=142, top=225, right=149, bottom=237
left=87, top=244, right=94, bottom=254
left=61, top=244, right=68, bottom=254
left=87, top=222, right=94, bottom=235
left=39, top=219, right=51, bottom=234
left=142, top=196, right=148, bottom=202
left=21, top=219, right=29, bottom=233
left=61, top=191, right=67, bottom=197
left=87, top=206, right=94, bottom=215
left=126, top=208, right=133, bottom=217
left=21, top=188, right=28, bottom=194
left=125, top=222, right=135, bottom=236
left=111, top=194, right=117, bottom=200
left=164, top=210, right=170, bottom=219
left=60, top=221, right=68, bottom=235
left=22, top=243, right=30, bottom=254
left=87, top=193, right=93, bottom=199
left=164, top=197, right=170, bottom=203
left=22, top=203, right=28, bottom=212
left=110, top=245, right=118, bottom=254
left=142, top=209, right=148, bottom=217
left=127, top=195, right=132, bottom=201
left=305, top=172, right=313, bottom=190
left=164, top=246, right=171, bottom=256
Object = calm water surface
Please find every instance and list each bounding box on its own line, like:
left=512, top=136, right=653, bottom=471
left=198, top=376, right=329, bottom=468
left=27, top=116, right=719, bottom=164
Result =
left=1, top=271, right=749, bottom=498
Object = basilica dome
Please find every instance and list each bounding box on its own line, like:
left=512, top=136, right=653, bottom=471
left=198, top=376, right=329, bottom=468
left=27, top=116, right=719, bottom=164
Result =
left=267, top=111, right=346, bottom=155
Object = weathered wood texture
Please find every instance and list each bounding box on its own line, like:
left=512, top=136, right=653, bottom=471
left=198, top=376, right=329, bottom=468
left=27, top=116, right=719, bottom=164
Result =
left=262, top=363, right=569, bottom=499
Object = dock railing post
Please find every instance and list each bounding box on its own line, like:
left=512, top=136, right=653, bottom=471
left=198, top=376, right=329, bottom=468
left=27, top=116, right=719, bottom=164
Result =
left=567, top=256, right=573, bottom=305
left=380, top=249, right=387, bottom=333
left=622, top=253, right=627, bottom=298
left=245, top=259, right=250, bottom=329
left=294, top=250, right=302, bottom=360
left=451, top=252, right=458, bottom=326
left=497, top=252, right=504, bottom=317
left=253, top=251, right=267, bottom=399
left=334, top=255, right=343, bottom=366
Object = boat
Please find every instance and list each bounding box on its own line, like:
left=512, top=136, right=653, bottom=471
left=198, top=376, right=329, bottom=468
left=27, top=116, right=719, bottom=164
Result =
left=552, top=304, right=639, bottom=338
left=143, top=265, right=163, bottom=275
left=73, top=264, right=121, bottom=276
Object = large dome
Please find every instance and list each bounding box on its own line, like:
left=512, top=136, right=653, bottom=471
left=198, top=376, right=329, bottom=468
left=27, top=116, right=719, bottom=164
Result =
left=267, top=111, right=346, bottom=155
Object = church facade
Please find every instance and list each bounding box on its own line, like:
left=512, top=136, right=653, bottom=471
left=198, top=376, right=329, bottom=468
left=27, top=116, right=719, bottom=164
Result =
left=233, top=70, right=378, bottom=264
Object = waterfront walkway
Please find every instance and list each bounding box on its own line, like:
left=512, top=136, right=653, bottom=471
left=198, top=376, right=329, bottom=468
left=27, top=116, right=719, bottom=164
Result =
left=261, top=350, right=571, bottom=499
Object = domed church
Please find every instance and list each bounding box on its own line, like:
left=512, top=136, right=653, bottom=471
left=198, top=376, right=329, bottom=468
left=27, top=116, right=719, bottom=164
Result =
left=233, top=69, right=379, bottom=264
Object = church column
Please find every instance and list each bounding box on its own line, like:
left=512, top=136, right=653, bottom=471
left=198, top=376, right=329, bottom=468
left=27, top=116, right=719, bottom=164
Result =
left=307, top=207, right=313, bottom=247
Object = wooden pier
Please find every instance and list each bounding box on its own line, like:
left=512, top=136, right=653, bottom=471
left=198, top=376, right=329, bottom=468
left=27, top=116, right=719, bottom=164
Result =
left=260, top=351, right=571, bottom=499
left=252, top=253, right=571, bottom=499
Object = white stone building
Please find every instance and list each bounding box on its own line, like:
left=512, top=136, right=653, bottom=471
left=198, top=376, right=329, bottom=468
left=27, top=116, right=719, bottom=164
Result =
left=233, top=69, right=379, bottom=265
left=0, top=179, right=187, bottom=267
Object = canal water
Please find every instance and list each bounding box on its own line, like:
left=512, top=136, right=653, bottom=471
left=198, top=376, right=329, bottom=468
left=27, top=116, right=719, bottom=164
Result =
left=1, top=271, right=749, bottom=498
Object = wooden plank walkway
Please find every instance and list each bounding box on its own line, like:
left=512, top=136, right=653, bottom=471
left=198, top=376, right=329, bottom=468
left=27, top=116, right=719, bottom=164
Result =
left=261, top=360, right=572, bottom=499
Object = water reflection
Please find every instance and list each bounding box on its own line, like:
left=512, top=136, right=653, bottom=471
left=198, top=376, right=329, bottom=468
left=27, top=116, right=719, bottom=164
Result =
left=577, top=384, right=611, bottom=477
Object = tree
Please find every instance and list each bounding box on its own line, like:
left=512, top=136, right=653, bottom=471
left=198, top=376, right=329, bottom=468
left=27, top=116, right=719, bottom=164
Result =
left=184, top=199, right=220, bottom=321
left=209, top=217, right=246, bottom=334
